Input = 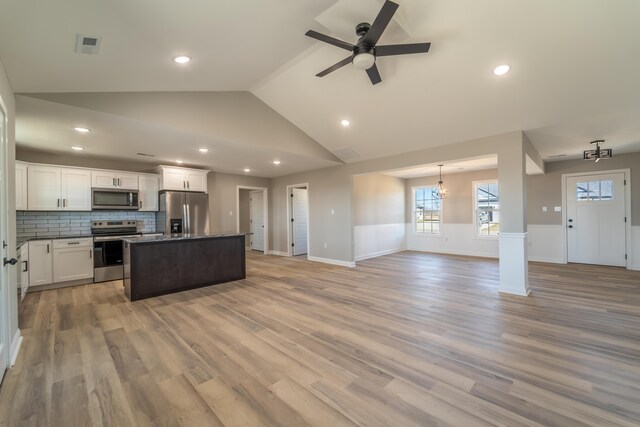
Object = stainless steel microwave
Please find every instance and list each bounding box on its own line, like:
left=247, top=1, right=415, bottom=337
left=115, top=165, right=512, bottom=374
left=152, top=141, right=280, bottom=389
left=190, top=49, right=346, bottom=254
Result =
left=92, top=188, right=139, bottom=210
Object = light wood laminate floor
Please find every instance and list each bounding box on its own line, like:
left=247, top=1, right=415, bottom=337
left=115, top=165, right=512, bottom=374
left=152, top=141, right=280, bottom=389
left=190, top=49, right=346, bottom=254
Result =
left=1, top=251, right=640, bottom=426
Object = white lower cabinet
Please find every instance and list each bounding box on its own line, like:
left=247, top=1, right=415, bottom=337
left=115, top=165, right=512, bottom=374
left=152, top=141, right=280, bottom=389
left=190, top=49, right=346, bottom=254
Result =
left=53, top=239, right=94, bottom=283
left=28, top=240, right=53, bottom=286
left=28, top=238, right=94, bottom=287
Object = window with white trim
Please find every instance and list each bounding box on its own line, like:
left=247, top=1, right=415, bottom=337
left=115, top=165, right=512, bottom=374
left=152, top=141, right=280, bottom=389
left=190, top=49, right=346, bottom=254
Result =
left=413, top=186, right=441, bottom=234
left=474, top=181, right=499, bottom=237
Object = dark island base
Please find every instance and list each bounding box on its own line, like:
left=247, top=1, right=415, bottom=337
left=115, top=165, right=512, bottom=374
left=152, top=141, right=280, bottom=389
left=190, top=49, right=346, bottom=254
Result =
left=124, top=235, right=246, bottom=301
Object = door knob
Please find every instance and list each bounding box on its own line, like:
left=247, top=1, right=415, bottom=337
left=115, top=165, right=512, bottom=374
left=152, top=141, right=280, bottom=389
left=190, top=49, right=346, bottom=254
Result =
left=3, top=257, right=17, bottom=266
left=568, top=225, right=573, bottom=229
left=568, top=219, right=573, bottom=222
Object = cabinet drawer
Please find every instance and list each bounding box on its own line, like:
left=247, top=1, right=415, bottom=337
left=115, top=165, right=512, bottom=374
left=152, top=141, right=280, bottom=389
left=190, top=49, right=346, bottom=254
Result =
left=53, top=238, right=93, bottom=249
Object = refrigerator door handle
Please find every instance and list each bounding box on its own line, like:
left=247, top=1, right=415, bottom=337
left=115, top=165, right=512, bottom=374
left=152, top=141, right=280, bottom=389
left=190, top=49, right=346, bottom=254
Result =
left=183, top=204, right=187, bottom=233
left=186, top=204, right=190, bottom=234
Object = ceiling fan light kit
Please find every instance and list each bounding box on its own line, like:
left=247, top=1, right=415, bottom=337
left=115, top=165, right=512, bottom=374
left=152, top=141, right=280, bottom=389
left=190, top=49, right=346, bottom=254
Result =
left=583, top=139, right=612, bottom=162
left=305, top=0, right=431, bottom=85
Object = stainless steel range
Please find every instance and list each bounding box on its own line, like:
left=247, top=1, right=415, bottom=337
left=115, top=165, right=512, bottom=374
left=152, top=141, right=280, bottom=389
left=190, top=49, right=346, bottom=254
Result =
left=92, top=220, right=141, bottom=282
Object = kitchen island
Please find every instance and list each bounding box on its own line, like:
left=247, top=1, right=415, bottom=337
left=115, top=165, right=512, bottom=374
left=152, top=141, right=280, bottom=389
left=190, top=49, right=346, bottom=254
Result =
left=123, top=233, right=246, bottom=301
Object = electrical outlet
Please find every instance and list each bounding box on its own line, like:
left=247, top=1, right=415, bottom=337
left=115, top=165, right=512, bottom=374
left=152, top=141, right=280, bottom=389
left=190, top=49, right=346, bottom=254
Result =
left=229, top=211, right=233, bottom=216
left=330, top=209, right=335, bottom=215
left=323, top=242, right=327, bottom=249
left=554, top=206, right=561, bottom=212
left=542, top=206, right=547, bottom=212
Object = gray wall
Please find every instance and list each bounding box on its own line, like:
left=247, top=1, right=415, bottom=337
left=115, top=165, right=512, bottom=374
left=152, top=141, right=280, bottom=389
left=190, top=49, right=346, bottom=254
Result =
left=1, top=58, right=18, bottom=351
left=353, top=173, right=405, bottom=226
left=527, top=152, right=640, bottom=225
left=208, top=172, right=270, bottom=233
left=16, top=147, right=158, bottom=173
left=269, top=131, right=526, bottom=261
left=406, top=169, right=497, bottom=224
left=239, top=189, right=251, bottom=247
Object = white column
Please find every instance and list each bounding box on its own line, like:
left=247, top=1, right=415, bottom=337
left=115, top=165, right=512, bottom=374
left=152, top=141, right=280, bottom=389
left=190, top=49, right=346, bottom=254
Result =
left=497, top=133, right=530, bottom=296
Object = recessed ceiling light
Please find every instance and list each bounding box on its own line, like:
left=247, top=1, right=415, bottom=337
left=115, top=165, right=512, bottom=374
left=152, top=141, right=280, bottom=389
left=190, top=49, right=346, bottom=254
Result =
left=173, top=56, right=191, bottom=64
left=493, top=64, right=511, bottom=76
left=341, top=119, right=351, bottom=127
left=71, top=146, right=84, bottom=151
left=199, top=148, right=209, bottom=153
left=74, top=127, right=90, bottom=133
left=176, top=160, right=184, bottom=164
left=273, top=160, right=281, bottom=165
left=244, top=168, right=251, bottom=173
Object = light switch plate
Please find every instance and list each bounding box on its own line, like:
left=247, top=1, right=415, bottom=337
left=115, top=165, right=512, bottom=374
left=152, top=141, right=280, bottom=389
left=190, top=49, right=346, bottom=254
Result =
left=542, top=206, right=547, bottom=212
left=554, top=206, right=561, bottom=212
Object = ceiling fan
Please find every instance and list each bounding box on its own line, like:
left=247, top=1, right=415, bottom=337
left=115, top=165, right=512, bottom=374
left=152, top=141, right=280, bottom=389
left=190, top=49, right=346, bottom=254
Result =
left=305, top=0, right=431, bottom=85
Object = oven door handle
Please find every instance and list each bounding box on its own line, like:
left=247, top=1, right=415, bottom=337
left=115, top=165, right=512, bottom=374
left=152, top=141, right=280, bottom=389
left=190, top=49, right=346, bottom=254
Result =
left=93, top=235, right=141, bottom=242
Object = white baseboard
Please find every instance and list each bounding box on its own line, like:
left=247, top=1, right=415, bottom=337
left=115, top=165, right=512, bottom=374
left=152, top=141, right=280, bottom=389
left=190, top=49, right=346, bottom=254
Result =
left=267, top=250, right=289, bottom=256
left=528, top=256, right=565, bottom=264
left=10, top=329, right=22, bottom=366
left=355, top=248, right=404, bottom=261
left=307, top=256, right=356, bottom=268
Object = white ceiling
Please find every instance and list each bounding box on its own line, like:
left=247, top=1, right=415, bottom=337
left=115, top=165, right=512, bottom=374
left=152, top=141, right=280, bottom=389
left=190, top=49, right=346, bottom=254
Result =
left=1, top=0, right=640, bottom=175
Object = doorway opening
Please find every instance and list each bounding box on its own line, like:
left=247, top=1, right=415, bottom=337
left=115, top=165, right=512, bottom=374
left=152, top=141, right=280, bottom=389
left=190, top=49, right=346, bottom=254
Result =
left=236, top=186, right=268, bottom=253
left=287, top=183, right=309, bottom=257
left=562, top=169, right=631, bottom=267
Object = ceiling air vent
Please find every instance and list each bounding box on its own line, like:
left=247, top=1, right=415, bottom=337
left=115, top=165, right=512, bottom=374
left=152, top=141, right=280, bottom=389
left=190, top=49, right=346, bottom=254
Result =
left=75, top=34, right=102, bottom=54
left=332, top=146, right=360, bottom=162
left=136, top=152, right=156, bottom=157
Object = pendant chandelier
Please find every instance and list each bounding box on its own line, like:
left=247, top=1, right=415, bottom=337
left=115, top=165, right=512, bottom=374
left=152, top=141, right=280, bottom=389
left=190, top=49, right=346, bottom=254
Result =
left=435, top=164, right=449, bottom=199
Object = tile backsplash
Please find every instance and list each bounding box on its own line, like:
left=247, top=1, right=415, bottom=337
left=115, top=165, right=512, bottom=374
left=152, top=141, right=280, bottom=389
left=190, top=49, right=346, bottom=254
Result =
left=16, top=211, right=156, bottom=241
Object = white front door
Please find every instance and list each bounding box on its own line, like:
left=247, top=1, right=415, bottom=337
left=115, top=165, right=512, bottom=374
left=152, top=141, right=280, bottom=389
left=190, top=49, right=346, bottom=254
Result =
left=566, top=173, right=627, bottom=267
left=0, top=103, right=8, bottom=381
left=291, top=188, right=308, bottom=256
left=250, top=191, right=264, bottom=252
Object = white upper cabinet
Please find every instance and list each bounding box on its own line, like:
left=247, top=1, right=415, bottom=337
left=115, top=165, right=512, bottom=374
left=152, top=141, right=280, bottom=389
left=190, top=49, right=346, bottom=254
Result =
left=157, top=166, right=208, bottom=193
left=28, top=165, right=63, bottom=210
left=138, top=174, right=159, bottom=211
left=91, top=170, right=139, bottom=190
left=61, top=169, right=91, bottom=210
left=28, top=165, right=91, bottom=211
left=15, top=161, right=28, bottom=211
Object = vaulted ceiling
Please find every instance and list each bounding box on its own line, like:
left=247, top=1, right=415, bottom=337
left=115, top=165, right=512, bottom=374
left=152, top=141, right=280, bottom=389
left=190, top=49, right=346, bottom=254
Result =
left=1, top=0, right=639, bottom=176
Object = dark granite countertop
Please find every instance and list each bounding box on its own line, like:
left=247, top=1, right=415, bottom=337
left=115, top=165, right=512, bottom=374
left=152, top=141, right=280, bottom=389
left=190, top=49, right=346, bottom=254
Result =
left=17, top=235, right=93, bottom=247
left=17, top=232, right=163, bottom=248
left=124, top=233, right=245, bottom=244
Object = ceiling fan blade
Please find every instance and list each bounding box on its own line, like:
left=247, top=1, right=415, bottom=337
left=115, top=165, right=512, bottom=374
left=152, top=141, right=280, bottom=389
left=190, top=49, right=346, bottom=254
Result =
left=366, top=63, right=382, bottom=85
left=305, top=30, right=355, bottom=51
left=316, top=56, right=353, bottom=77
left=375, top=42, right=431, bottom=57
left=363, top=0, right=399, bottom=47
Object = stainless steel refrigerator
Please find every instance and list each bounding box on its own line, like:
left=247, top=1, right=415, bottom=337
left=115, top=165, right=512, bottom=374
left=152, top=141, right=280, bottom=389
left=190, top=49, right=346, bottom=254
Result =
left=157, top=191, right=210, bottom=235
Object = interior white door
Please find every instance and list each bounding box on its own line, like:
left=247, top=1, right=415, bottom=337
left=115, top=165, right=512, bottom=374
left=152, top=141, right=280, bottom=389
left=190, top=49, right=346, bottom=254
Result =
left=291, top=188, right=308, bottom=256
left=566, top=173, right=626, bottom=266
left=0, top=103, right=8, bottom=380
left=250, top=191, right=264, bottom=252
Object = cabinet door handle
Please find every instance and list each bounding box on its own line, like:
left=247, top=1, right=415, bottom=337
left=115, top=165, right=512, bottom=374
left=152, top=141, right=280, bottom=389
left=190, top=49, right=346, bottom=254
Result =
left=22, top=260, right=28, bottom=272
left=57, top=199, right=60, bottom=208
left=47, top=244, right=50, bottom=253
left=63, top=199, right=67, bottom=208
left=118, top=178, right=121, bottom=187
left=113, top=177, right=116, bottom=187
left=139, top=201, right=142, bottom=208
left=67, top=242, right=80, bottom=245
left=183, top=181, right=186, bottom=189
left=187, top=181, right=190, bottom=190
left=89, top=250, right=92, bottom=259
